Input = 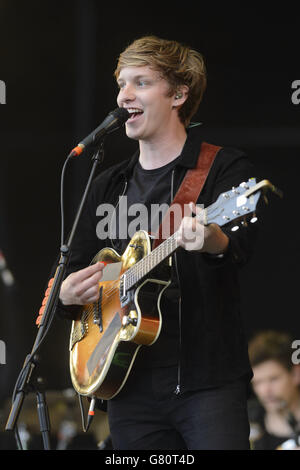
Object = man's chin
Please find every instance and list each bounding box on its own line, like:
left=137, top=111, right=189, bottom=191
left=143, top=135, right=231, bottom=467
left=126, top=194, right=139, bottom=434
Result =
left=125, top=127, right=142, bottom=141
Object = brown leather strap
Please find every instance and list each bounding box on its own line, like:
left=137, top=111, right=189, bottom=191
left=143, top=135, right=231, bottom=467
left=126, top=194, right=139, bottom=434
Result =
left=152, top=142, right=222, bottom=248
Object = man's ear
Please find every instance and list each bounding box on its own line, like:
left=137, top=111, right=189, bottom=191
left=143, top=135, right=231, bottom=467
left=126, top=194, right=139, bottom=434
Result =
left=172, top=85, right=189, bottom=108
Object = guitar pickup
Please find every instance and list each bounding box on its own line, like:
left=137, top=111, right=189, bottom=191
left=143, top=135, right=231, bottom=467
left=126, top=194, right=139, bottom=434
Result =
left=119, top=274, right=134, bottom=308
left=93, top=286, right=103, bottom=332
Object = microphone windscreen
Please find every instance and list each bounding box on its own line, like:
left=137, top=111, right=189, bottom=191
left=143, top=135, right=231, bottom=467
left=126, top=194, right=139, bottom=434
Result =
left=111, top=107, right=130, bottom=124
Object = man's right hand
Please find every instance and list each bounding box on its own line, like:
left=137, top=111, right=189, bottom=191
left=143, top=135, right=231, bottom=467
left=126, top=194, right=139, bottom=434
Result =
left=59, top=262, right=106, bottom=306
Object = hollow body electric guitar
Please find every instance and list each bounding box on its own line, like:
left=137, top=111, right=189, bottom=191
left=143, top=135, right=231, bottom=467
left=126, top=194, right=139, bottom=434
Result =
left=69, top=179, right=280, bottom=400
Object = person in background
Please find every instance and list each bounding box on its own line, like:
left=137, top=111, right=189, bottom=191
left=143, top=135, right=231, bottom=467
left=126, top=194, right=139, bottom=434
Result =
left=248, top=330, right=300, bottom=450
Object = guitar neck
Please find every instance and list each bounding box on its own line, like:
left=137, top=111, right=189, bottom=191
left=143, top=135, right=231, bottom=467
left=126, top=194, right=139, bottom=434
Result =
left=124, top=177, right=280, bottom=291
left=125, top=196, right=225, bottom=290
left=125, top=231, right=179, bottom=291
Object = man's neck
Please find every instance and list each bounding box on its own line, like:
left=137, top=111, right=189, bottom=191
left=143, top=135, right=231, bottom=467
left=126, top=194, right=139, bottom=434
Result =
left=265, top=392, right=300, bottom=436
left=138, top=125, right=187, bottom=170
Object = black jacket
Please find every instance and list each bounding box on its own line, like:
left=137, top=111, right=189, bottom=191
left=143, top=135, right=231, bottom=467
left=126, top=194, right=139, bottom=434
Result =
left=58, top=126, right=257, bottom=392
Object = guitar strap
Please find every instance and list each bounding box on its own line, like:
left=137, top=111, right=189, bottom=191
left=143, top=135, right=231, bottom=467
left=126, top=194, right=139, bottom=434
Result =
left=152, top=141, right=222, bottom=248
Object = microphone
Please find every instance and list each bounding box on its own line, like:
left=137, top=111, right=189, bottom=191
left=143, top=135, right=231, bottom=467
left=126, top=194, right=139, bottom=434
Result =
left=70, top=107, right=130, bottom=157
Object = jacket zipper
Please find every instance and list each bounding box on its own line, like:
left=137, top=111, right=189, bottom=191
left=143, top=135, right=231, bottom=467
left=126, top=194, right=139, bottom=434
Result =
left=171, top=168, right=183, bottom=396
left=174, top=252, right=182, bottom=396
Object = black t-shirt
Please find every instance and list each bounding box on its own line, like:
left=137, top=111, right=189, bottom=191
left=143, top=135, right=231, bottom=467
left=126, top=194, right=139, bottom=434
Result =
left=249, top=402, right=300, bottom=450
left=113, top=156, right=182, bottom=367
left=252, top=431, right=292, bottom=450
left=114, top=155, right=181, bottom=253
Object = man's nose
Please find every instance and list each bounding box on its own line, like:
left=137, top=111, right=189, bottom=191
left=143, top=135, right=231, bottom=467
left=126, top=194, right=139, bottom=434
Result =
left=261, top=383, right=274, bottom=398
left=118, top=84, right=135, bottom=104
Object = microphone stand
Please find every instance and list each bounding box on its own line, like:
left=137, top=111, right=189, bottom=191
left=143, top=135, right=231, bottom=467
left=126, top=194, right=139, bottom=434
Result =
left=5, top=143, right=105, bottom=449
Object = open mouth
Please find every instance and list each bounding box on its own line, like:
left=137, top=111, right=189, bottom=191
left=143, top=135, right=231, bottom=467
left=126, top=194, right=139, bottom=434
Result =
left=126, top=108, right=144, bottom=122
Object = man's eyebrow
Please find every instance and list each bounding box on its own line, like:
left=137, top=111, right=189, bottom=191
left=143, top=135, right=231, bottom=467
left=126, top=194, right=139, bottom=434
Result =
left=117, top=74, right=151, bottom=83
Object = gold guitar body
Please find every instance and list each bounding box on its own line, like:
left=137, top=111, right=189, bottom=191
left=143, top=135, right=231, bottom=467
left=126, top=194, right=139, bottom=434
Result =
left=68, top=178, right=275, bottom=401
left=69, top=230, right=171, bottom=400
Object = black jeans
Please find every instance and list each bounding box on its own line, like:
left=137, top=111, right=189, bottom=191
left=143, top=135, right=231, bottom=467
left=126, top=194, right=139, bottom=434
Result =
left=107, top=366, right=250, bottom=450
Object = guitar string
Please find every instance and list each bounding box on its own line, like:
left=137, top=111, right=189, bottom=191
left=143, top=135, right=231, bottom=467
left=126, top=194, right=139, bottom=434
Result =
left=81, top=189, right=250, bottom=322
left=90, top=199, right=231, bottom=305
left=83, top=235, right=177, bottom=320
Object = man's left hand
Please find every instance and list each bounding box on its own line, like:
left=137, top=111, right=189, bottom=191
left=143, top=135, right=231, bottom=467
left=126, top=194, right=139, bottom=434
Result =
left=176, top=202, right=229, bottom=254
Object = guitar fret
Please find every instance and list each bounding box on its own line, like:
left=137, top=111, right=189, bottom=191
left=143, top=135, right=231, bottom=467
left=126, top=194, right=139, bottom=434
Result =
left=126, top=231, right=179, bottom=291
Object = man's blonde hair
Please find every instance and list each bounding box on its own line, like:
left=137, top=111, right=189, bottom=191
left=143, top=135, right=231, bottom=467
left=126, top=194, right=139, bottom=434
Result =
left=114, top=36, right=207, bottom=127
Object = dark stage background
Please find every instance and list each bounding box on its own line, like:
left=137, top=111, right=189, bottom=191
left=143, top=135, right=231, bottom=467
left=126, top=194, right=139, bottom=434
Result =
left=0, top=1, right=299, bottom=448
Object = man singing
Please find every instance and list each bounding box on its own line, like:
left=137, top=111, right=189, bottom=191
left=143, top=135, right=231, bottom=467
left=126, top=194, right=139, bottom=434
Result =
left=58, top=36, right=258, bottom=450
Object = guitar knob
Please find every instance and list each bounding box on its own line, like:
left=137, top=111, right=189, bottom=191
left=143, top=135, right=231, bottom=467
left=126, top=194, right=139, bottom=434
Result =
left=122, top=315, right=137, bottom=327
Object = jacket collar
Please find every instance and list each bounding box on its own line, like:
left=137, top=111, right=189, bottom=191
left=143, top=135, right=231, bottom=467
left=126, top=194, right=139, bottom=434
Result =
left=114, top=124, right=203, bottom=180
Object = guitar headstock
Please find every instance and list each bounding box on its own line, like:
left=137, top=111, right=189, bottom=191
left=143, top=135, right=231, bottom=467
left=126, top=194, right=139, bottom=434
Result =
left=206, top=178, right=282, bottom=230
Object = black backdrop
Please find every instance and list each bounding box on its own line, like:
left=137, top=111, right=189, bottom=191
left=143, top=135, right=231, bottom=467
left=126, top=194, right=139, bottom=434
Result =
left=0, top=2, right=299, bottom=402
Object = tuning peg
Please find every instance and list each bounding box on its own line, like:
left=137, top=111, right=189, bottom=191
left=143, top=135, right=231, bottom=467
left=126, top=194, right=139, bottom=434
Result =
left=231, top=225, right=240, bottom=232
left=250, top=213, right=258, bottom=223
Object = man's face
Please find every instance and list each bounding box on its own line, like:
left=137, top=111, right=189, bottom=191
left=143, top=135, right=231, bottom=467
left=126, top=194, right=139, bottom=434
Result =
left=252, top=360, right=298, bottom=413
left=116, top=65, right=179, bottom=142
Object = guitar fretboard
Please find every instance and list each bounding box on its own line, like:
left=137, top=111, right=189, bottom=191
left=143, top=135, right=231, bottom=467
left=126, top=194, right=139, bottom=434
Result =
left=122, top=177, right=266, bottom=291
left=125, top=231, right=179, bottom=290
left=124, top=201, right=221, bottom=290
